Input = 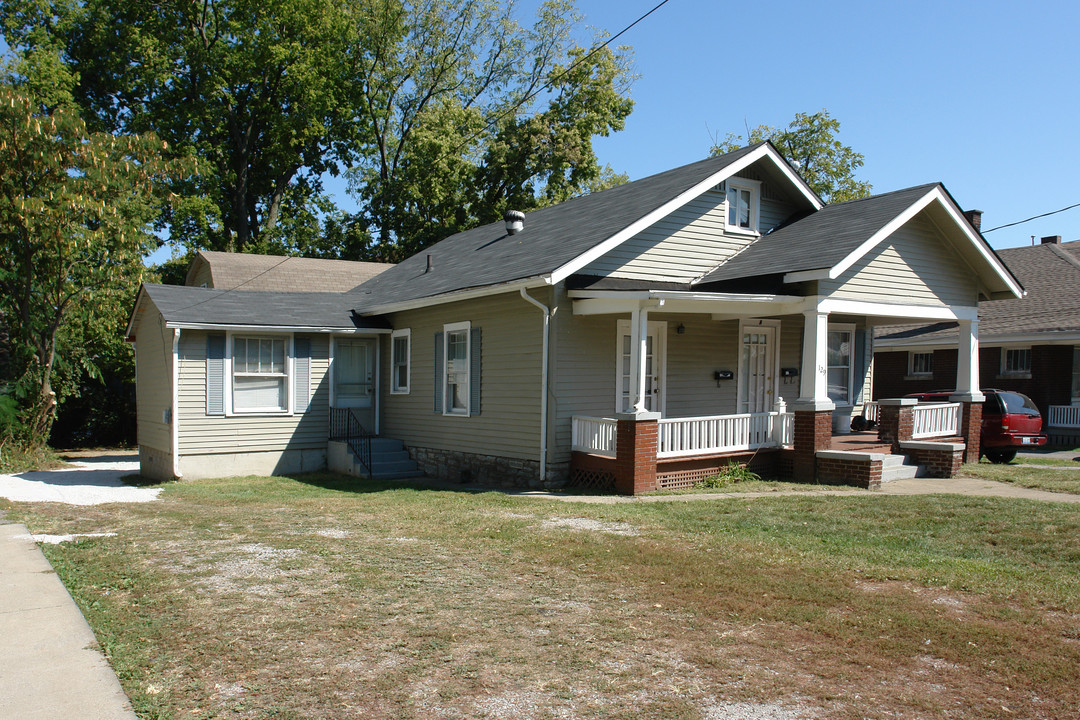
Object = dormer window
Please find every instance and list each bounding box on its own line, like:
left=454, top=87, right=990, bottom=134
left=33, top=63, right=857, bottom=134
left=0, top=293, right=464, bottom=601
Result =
left=725, top=177, right=761, bottom=234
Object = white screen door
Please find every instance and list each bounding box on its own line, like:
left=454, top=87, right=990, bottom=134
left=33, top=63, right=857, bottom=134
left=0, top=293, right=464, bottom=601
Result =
left=739, top=325, right=776, bottom=413
left=335, top=339, right=375, bottom=408
left=617, top=320, right=665, bottom=414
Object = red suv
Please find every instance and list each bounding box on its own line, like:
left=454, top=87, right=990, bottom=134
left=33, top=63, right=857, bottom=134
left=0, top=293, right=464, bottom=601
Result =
left=903, top=389, right=1047, bottom=463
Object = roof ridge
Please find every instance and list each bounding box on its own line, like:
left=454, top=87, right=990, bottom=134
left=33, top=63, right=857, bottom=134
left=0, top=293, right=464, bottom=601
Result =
left=824, top=182, right=941, bottom=208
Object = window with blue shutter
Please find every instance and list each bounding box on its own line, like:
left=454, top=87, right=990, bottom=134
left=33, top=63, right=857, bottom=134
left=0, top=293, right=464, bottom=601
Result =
left=469, top=327, right=481, bottom=416
left=294, top=337, right=311, bottom=413
left=206, top=333, right=226, bottom=416
left=433, top=332, right=444, bottom=413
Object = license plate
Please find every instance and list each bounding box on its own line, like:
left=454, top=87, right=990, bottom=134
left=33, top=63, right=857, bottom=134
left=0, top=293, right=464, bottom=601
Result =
left=1022, top=437, right=1035, bottom=444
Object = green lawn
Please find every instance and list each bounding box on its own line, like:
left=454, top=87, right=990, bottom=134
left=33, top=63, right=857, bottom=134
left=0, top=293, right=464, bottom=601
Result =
left=5, top=472, right=1080, bottom=720
left=963, top=457, right=1080, bottom=494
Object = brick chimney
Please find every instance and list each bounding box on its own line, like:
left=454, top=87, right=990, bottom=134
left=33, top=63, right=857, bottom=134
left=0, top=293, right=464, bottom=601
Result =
left=1041, top=235, right=1062, bottom=245
left=963, top=209, right=983, bottom=232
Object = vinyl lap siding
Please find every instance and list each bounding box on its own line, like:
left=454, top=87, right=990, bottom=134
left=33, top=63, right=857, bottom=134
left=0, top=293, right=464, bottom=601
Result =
left=380, top=292, right=543, bottom=461
left=822, top=217, right=979, bottom=307
left=177, top=332, right=330, bottom=455
left=134, top=308, right=172, bottom=452
left=580, top=190, right=797, bottom=282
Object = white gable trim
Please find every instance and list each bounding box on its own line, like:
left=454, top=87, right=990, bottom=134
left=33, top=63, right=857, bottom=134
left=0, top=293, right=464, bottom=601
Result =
left=783, top=187, right=1023, bottom=300
left=549, top=144, right=823, bottom=286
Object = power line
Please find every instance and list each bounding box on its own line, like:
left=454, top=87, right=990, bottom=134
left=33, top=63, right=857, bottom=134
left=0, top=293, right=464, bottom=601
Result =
left=982, top=201, right=1080, bottom=233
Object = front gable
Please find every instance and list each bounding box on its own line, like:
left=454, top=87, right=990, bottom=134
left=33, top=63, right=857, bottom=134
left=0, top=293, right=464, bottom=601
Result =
left=574, top=155, right=818, bottom=284
left=821, top=212, right=980, bottom=308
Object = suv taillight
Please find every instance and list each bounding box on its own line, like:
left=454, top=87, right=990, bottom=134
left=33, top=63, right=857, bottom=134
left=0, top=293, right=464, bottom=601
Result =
left=1001, top=415, right=1010, bottom=431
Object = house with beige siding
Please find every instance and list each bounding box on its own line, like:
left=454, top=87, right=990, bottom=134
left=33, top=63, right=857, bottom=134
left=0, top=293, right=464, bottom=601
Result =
left=126, top=142, right=1023, bottom=492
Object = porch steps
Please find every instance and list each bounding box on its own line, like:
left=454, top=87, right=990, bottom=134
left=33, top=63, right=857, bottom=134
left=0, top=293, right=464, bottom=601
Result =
left=367, top=437, right=422, bottom=480
left=881, top=453, right=922, bottom=482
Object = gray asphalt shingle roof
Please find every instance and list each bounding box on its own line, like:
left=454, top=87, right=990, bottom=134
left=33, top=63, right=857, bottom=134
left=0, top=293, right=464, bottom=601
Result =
left=875, top=240, right=1080, bottom=343
left=349, top=143, right=771, bottom=313
left=695, top=184, right=940, bottom=284
left=190, top=251, right=392, bottom=292
left=139, top=284, right=388, bottom=330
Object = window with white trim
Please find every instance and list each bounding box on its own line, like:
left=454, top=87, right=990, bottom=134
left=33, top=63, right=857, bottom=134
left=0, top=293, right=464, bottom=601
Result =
left=391, top=329, right=411, bottom=394
left=908, top=351, right=933, bottom=376
left=232, top=335, right=289, bottom=413
left=725, top=177, right=761, bottom=233
left=827, top=324, right=855, bottom=405
left=443, top=321, right=470, bottom=415
left=1001, top=347, right=1031, bottom=376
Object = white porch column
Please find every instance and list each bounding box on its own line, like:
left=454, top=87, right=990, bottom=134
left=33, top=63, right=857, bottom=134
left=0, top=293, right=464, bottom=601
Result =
left=796, top=309, right=834, bottom=410
left=629, top=304, right=650, bottom=412
left=953, top=318, right=984, bottom=402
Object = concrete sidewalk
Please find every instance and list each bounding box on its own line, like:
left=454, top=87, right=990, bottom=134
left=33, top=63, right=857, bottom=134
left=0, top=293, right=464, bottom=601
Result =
left=0, top=522, right=137, bottom=720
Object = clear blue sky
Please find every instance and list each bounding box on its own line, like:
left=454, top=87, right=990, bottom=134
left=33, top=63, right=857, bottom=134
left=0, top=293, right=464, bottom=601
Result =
left=135, top=0, right=1077, bottom=263
left=557, top=0, right=1079, bottom=250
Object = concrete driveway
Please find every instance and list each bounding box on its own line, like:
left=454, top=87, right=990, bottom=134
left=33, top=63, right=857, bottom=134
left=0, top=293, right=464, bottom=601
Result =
left=0, top=452, right=160, bottom=506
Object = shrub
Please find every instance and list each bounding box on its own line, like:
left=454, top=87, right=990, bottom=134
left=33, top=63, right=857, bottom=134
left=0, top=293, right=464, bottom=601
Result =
left=696, top=461, right=761, bottom=489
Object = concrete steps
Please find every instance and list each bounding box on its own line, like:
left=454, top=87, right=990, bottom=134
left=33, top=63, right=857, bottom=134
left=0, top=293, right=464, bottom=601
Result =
left=881, top=453, right=922, bottom=482
left=328, top=437, right=423, bottom=480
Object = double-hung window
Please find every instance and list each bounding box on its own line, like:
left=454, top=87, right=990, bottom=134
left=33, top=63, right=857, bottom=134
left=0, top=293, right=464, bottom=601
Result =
left=725, top=177, right=761, bottom=233
left=443, top=322, right=470, bottom=415
left=827, top=325, right=855, bottom=405
left=908, top=351, right=933, bottom=376
left=1001, top=347, right=1031, bottom=376
left=391, top=329, right=411, bottom=394
left=232, top=336, right=289, bottom=413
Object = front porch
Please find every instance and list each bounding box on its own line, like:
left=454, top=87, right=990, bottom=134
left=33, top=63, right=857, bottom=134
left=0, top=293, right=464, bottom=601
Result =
left=569, top=398, right=974, bottom=494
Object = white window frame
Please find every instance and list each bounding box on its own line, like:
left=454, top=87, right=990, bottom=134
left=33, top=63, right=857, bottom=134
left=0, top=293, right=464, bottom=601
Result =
left=390, top=329, right=411, bottom=395
left=724, top=177, right=762, bottom=235
left=908, top=351, right=933, bottom=377
left=827, top=323, right=856, bottom=407
left=442, top=321, right=471, bottom=416
left=225, top=332, right=293, bottom=416
left=1000, top=346, right=1032, bottom=378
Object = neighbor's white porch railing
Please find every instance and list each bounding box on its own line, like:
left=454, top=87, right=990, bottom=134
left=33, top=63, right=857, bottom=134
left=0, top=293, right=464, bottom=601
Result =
left=862, top=401, right=879, bottom=423
left=1048, top=405, right=1080, bottom=429
left=657, top=410, right=793, bottom=458
left=571, top=415, right=618, bottom=457
left=911, top=402, right=961, bottom=439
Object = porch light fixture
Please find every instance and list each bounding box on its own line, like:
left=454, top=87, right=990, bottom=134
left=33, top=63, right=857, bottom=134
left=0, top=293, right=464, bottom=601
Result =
left=676, top=323, right=685, bottom=334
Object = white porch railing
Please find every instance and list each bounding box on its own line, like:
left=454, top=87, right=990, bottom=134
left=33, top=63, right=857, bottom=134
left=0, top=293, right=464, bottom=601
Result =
left=658, top=410, right=793, bottom=458
left=571, top=410, right=794, bottom=459
left=571, top=416, right=617, bottom=457
left=1048, top=405, right=1080, bottom=429
left=911, top=402, right=961, bottom=439
left=863, top=401, right=879, bottom=423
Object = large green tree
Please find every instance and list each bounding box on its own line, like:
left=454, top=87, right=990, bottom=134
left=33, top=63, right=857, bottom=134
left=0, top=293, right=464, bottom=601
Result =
left=2, top=0, right=634, bottom=261
left=711, top=110, right=871, bottom=204
left=0, top=81, right=187, bottom=447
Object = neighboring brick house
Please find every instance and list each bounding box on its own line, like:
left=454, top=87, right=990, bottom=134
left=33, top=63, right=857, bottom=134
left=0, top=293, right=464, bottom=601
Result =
left=874, top=236, right=1080, bottom=438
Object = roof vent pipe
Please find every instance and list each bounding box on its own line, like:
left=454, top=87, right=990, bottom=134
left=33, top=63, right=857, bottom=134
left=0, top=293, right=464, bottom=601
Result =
left=425, top=254, right=433, bottom=273
left=504, top=210, right=525, bottom=235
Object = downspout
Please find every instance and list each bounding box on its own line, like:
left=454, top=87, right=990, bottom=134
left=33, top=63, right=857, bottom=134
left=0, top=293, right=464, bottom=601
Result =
left=171, top=328, right=183, bottom=479
left=520, top=288, right=550, bottom=482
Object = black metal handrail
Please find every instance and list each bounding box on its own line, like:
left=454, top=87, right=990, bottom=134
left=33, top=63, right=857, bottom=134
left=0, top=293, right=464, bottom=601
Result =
left=330, top=407, right=373, bottom=476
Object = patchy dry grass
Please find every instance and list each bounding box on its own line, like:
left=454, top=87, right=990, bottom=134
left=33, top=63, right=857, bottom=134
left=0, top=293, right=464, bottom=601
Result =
left=5, top=471, right=1080, bottom=720
left=963, top=459, right=1080, bottom=495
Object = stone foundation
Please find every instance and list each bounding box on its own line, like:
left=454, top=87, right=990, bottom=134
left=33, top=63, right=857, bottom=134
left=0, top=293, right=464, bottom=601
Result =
left=138, top=444, right=175, bottom=483
left=179, top=448, right=326, bottom=480
left=408, top=446, right=554, bottom=489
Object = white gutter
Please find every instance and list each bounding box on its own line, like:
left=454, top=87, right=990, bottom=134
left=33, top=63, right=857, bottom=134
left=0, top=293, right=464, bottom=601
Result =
left=356, top=277, right=548, bottom=316
left=519, top=288, right=551, bottom=483
left=171, top=328, right=182, bottom=480
left=164, top=322, right=390, bottom=334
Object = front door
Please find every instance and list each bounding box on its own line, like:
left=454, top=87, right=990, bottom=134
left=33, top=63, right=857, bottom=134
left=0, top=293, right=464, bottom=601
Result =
left=335, top=338, right=376, bottom=428
left=617, top=320, right=666, bottom=414
left=739, top=323, right=777, bottom=413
